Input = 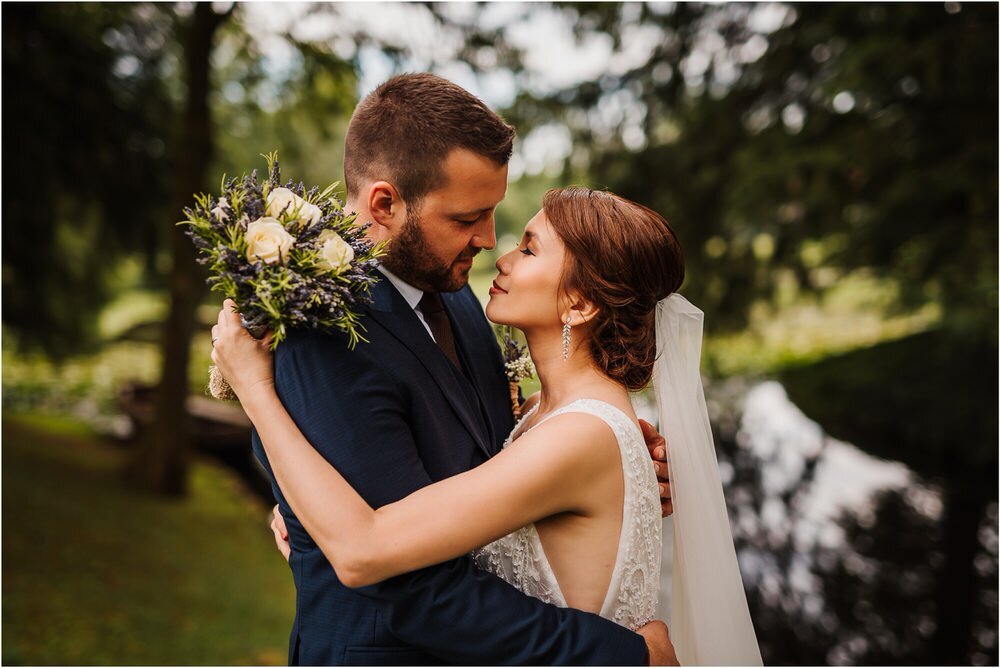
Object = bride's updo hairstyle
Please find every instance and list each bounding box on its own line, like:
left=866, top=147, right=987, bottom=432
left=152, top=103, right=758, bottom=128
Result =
left=543, top=187, right=684, bottom=391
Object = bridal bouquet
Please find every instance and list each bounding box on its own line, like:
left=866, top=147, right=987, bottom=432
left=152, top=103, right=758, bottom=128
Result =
left=181, top=152, right=387, bottom=399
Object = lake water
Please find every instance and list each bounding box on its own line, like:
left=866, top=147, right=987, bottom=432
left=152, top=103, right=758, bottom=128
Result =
left=635, top=379, right=998, bottom=665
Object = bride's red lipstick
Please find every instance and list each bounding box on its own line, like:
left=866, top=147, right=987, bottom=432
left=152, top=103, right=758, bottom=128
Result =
left=489, top=280, right=508, bottom=296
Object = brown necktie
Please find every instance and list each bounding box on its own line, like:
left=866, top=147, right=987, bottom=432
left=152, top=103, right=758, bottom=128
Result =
left=418, top=292, right=462, bottom=369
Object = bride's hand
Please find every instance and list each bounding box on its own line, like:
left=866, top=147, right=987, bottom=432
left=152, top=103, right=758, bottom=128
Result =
left=211, top=299, right=275, bottom=401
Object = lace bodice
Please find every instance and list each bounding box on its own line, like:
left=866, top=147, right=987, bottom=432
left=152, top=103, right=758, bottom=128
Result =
left=471, top=399, right=662, bottom=631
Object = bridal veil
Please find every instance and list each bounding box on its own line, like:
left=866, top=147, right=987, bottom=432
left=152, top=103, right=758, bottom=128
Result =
left=652, top=294, right=763, bottom=666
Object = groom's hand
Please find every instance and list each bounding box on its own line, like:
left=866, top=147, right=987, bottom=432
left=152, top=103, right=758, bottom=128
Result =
left=637, top=620, right=679, bottom=665
left=270, top=504, right=290, bottom=562
left=639, top=419, right=672, bottom=517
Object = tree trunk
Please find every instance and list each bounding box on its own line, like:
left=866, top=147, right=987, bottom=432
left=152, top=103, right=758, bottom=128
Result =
left=930, top=484, right=987, bottom=664
left=130, top=4, right=229, bottom=496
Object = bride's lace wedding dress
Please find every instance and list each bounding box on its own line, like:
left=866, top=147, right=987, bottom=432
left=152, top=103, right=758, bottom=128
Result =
left=472, top=399, right=662, bottom=631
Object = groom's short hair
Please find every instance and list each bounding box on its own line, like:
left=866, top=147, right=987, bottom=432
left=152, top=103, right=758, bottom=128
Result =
left=344, top=73, right=515, bottom=205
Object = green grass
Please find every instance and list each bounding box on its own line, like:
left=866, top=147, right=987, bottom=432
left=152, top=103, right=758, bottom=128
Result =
left=2, top=416, right=295, bottom=665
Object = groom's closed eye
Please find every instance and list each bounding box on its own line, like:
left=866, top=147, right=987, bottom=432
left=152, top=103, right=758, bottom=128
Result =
left=452, top=206, right=494, bottom=224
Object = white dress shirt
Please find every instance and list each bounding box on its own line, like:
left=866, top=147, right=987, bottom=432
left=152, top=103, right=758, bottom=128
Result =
left=377, top=265, right=437, bottom=342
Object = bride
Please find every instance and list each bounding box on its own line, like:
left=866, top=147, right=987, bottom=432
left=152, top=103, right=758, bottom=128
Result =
left=212, top=187, right=761, bottom=666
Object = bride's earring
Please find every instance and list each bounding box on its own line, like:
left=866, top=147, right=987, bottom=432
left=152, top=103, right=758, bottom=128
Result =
left=562, top=316, right=572, bottom=361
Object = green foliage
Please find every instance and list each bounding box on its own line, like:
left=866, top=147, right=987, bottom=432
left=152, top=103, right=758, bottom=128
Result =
left=780, top=326, right=998, bottom=485
left=2, top=339, right=160, bottom=418
left=2, top=3, right=177, bottom=357
left=504, top=3, right=998, bottom=338
left=2, top=4, right=361, bottom=359
left=210, top=13, right=358, bottom=191
left=702, top=268, right=942, bottom=377
left=2, top=417, right=295, bottom=664
left=2, top=323, right=218, bottom=424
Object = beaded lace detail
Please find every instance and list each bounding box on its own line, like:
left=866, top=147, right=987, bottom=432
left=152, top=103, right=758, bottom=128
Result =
left=471, top=399, right=662, bottom=631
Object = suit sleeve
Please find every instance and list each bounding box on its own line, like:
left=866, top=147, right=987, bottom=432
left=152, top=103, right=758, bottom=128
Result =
left=273, top=330, right=649, bottom=666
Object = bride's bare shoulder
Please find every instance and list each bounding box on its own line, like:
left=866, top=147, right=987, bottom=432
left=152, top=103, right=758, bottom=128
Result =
left=507, top=410, right=622, bottom=480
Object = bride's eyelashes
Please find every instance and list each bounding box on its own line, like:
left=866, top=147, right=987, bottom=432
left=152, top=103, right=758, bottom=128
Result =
left=514, top=238, right=536, bottom=256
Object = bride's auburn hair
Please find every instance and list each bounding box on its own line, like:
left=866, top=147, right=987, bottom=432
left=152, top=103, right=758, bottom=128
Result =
left=544, top=187, right=684, bottom=391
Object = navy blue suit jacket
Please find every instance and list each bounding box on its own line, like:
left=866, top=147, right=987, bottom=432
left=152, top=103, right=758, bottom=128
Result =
left=251, top=276, right=648, bottom=665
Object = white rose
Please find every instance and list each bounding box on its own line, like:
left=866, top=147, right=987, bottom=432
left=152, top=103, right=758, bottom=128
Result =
left=266, top=187, right=322, bottom=226
left=245, top=217, right=295, bottom=265
left=316, top=229, right=355, bottom=274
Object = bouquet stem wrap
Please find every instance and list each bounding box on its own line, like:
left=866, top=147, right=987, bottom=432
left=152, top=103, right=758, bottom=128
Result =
left=207, top=366, right=236, bottom=401
left=509, top=382, right=521, bottom=420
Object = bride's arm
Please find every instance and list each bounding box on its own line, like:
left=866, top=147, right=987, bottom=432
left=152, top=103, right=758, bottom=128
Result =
left=242, top=385, right=613, bottom=588
left=211, top=301, right=617, bottom=589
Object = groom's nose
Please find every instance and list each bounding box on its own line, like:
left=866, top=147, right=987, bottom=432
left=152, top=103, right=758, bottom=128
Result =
left=471, top=214, right=497, bottom=250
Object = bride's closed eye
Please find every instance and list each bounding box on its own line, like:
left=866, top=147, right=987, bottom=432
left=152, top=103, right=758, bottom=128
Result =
left=519, top=246, right=535, bottom=256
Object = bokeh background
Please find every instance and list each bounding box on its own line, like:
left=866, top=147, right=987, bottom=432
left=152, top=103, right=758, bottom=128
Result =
left=2, top=2, right=997, bottom=665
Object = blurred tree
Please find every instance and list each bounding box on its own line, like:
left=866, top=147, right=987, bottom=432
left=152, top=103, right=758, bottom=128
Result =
left=130, top=2, right=234, bottom=496
left=2, top=2, right=358, bottom=495
left=133, top=5, right=359, bottom=496
left=500, top=2, right=997, bottom=338
left=713, top=396, right=998, bottom=665
left=2, top=3, right=175, bottom=356
left=210, top=4, right=358, bottom=185
left=780, top=328, right=998, bottom=663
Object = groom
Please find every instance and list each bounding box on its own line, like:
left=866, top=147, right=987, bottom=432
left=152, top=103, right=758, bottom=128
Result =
left=254, top=73, right=674, bottom=665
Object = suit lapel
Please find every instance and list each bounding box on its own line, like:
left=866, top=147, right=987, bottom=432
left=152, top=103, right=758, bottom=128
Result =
left=443, top=290, right=505, bottom=454
left=366, top=278, right=493, bottom=458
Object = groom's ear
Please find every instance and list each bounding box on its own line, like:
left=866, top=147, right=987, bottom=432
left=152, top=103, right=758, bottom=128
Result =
left=367, top=181, right=406, bottom=233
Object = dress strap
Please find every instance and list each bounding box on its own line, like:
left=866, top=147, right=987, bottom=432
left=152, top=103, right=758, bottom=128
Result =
left=506, top=401, right=541, bottom=445
left=541, top=398, right=642, bottom=442
left=507, top=398, right=642, bottom=447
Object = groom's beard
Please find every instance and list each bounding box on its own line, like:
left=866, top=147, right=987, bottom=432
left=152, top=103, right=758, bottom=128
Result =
left=380, top=209, right=479, bottom=293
